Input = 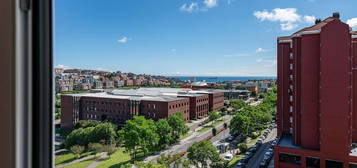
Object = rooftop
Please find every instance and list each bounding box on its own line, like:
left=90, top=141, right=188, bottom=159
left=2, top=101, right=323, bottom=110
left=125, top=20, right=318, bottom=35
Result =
left=277, top=135, right=302, bottom=149
left=66, top=87, right=223, bottom=102
left=67, top=91, right=187, bottom=102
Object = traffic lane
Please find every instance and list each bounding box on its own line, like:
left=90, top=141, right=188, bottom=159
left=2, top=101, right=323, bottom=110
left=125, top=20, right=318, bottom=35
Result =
left=245, top=128, right=277, bottom=168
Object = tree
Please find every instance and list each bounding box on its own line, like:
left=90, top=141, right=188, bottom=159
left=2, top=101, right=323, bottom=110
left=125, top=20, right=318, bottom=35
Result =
left=70, top=145, right=84, bottom=159
left=74, top=120, right=99, bottom=129
left=237, top=143, right=248, bottom=153
left=90, top=122, right=117, bottom=144
left=212, top=128, right=217, bottom=136
left=187, top=141, right=221, bottom=168
left=168, top=112, right=189, bottom=142
left=251, top=91, right=257, bottom=97
left=65, top=127, right=95, bottom=148
left=208, top=111, right=220, bottom=123
left=229, top=114, right=252, bottom=136
left=230, top=100, right=246, bottom=110
left=119, top=116, right=159, bottom=160
left=155, top=119, right=173, bottom=148
left=88, top=143, right=104, bottom=156
left=223, top=123, right=228, bottom=129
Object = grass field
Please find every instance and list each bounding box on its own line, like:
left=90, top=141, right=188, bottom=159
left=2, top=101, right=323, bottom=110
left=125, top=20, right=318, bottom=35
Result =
left=63, top=158, right=97, bottom=168
left=96, top=148, right=132, bottom=168
left=197, top=119, right=224, bottom=133
left=227, top=154, right=244, bottom=168
left=55, top=151, right=93, bottom=165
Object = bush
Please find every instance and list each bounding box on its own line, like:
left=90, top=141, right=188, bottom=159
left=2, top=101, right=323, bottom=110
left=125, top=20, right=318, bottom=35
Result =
left=250, top=131, right=259, bottom=139
left=88, top=143, right=104, bottom=155
left=237, top=143, right=248, bottom=153
left=212, top=128, right=217, bottom=136
left=70, top=145, right=85, bottom=159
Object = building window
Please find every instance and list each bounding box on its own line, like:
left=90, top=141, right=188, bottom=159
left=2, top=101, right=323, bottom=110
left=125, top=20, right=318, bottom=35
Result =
left=350, top=163, right=357, bottom=168
left=290, top=64, right=293, bottom=70
left=289, top=127, right=293, bottom=134
left=279, top=153, right=301, bottom=165
left=290, top=106, right=293, bottom=113
left=290, top=53, right=293, bottom=60
left=290, top=95, right=293, bottom=102
left=306, top=157, right=320, bottom=168
left=289, top=116, right=293, bottom=123
left=326, top=160, right=343, bottom=168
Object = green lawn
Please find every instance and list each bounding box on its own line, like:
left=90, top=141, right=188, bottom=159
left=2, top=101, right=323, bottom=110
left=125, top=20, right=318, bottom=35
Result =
left=227, top=154, right=244, bottom=168
left=55, top=151, right=93, bottom=165
left=96, top=148, right=132, bottom=168
left=179, top=132, right=191, bottom=140
left=197, top=119, right=224, bottom=133
left=63, top=158, right=97, bottom=168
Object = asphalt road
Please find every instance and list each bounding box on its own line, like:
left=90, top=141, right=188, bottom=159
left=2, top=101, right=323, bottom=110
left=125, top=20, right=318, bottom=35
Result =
left=144, top=115, right=232, bottom=162
left=245, top=128, right=277, bottom=168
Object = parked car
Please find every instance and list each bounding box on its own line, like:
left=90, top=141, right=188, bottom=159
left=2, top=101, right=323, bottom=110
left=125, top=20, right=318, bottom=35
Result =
left=224, top=153, right=233, bottom=161
left=235, top=161, right=246, bottom=168
left=240, top=156, right=249, bottom=163
left=245, top=151, right=253, bottom=159
left=227, top=135, right=234, bottom=141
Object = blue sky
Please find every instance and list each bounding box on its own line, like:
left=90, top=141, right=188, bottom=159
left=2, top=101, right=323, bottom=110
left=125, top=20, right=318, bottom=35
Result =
left=54, top=0, right=357, bottom=76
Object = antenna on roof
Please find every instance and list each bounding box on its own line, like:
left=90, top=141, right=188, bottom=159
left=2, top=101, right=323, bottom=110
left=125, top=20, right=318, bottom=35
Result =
left=332, top=12, right=340, bottom=19
left=315, top=19, right=322, bottom=24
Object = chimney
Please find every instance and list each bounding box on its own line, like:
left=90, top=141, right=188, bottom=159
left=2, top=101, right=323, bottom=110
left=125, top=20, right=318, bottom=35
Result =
left=332, top=12, right=340, bottom=19
left=315, top=19, right=322, bottom=24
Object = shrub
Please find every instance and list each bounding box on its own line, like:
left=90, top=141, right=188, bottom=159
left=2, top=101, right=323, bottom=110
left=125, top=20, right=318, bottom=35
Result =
left=237, top=143, right=248, bottom=153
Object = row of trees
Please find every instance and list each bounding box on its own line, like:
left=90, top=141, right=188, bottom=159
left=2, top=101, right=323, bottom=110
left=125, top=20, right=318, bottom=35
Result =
left=120, top=141, right=227, bottom=168
left=64, top=112, right=189, bottom=161
left=119, top=113, right=189, bottom=160
left=229, top=87, right=277, bottom=137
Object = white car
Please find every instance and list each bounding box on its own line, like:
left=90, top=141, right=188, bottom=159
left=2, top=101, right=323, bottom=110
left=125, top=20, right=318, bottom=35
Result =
left=224, top=153, right=233, bottom=161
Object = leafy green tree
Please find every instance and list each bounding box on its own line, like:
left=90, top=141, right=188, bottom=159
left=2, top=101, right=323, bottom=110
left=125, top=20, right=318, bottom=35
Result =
left=187, top=141, right=221, bottom=168
left=229, top=114, right=252, bottom=136
left=251, top=91, right=257, bottom=97
left=74, top=120, right=99, bottom=129
left=90, top=122, right=117, bottom=144
left=70, top=145, right=84, bottom=159
left=230, top=99, right=246, bottom=110
left=155, top=119, right=173, bottom=148
left=237, top=143, right=248, bottom=153
left=65, top=127, right=95, bottom=148
left=168, top=112, right=189, bottom=142
left=208, top=111, right=220, bottom=123
left=212, top=128, right=217, bottom=136
left=119, top=116, right=159, bottom=160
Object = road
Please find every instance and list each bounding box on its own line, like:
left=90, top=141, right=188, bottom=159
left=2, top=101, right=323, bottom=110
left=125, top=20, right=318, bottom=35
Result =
left=144, top=115, right=232, bottom=162
left=245, top=128, right=277, bottom=168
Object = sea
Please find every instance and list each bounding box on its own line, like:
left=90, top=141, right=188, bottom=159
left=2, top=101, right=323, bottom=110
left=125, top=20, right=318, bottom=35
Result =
left=167, top=76, right=276, bottom=83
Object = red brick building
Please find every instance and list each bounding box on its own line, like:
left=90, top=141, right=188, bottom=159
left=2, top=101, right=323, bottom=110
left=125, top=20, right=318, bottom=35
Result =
left=61, top=88, right=224, bottom=130
left=61, top=91, right=190, bottom=130
left=191, top=90, right=224, bottom=111
left=276, top=14, right=357, bottom=168
left=178, top=93, right=209, bottom=119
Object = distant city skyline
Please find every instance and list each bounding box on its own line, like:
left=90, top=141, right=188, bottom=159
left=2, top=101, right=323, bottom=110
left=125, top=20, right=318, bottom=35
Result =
left=54, top=0, right=357, bottom=76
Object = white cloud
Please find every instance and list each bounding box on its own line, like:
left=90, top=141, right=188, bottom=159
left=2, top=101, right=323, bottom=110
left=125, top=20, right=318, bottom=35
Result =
left=117, top=37, right=129, bottom=43
left=256, top=48, right=269, bottom=53
left=171, top=49, right=177, bottom=52
left=347, top=18, right=357, bottom=30
left=303, top=15, right=316, bottom=24
left=55, top=65, right=70, bottom=69
left=253, top=8, right=316, bottom=31
left=204, top=0, right=218, bottom=8
left=180, top=3, right=199, bottom=12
